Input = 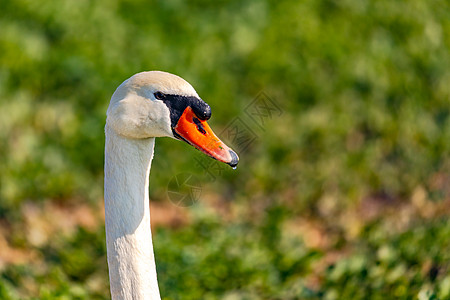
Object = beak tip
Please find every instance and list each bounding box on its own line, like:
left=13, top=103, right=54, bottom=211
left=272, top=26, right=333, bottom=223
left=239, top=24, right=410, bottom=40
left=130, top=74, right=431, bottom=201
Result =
left=227, top=150, right=239, bottom=168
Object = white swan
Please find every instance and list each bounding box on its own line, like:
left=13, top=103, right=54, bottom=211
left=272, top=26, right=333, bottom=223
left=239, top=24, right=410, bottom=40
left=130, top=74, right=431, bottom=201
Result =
left=104, top=71, right=238, bottom=300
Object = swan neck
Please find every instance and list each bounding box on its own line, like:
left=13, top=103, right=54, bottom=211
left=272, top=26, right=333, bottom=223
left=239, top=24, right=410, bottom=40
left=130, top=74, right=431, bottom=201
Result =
left=104, top=126, right=160, bottom=300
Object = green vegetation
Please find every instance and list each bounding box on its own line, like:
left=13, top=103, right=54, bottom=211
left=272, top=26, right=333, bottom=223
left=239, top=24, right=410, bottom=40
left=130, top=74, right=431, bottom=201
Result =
left=0, top=0, right=449, bottom=299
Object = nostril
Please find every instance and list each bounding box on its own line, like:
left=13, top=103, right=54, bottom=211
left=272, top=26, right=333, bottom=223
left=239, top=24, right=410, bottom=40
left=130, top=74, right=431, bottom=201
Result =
left=193, top=117, right=207, bottom=135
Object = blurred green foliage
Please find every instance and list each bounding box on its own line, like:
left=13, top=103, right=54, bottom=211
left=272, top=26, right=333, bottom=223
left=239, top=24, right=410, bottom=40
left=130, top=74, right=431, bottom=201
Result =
left=0, top=0, right=449, bottom=299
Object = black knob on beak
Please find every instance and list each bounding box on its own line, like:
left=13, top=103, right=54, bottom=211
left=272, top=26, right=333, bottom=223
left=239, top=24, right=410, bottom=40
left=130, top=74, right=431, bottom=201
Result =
left=191, top=98, right=211, bottom=120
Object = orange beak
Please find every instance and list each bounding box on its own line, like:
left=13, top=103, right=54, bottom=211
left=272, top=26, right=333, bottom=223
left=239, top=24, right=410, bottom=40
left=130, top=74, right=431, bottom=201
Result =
left=174, top=107, right=239, bottom=167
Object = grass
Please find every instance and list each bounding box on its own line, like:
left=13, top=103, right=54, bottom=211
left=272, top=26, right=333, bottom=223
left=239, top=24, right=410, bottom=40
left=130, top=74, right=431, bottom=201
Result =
left=0, top=0, right=449, bottom=299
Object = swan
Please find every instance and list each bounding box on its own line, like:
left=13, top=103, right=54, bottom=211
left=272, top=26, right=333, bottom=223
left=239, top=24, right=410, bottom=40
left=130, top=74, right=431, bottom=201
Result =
left=104, top=71, right=239, bottom=300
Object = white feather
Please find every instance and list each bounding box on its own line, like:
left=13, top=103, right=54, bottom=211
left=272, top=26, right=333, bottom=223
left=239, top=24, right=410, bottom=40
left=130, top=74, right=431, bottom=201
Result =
left=104, top=71, right=200, bottom=299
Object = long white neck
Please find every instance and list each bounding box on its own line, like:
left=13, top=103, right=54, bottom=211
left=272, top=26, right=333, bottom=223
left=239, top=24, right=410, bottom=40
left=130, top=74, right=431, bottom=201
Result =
left=104, top=125, right=161, bottom=300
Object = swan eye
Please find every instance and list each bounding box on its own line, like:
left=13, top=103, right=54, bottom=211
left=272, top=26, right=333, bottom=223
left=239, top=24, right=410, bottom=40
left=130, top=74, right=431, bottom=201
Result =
left=154, top=92, right=165, bottom=100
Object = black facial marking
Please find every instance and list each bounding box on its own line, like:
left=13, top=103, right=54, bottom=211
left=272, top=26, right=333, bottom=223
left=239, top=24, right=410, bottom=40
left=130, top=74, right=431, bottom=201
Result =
left=158, top=94, right=212, bottom=130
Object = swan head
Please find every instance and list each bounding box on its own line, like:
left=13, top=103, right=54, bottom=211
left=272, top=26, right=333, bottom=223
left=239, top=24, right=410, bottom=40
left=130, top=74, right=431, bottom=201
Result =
left=106, top=71, right=239, bottom=167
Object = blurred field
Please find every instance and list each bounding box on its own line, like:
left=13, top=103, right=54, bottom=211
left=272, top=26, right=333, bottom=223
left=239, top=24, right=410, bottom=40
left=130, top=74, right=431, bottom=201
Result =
left=0, top=0, right=449, bottom=299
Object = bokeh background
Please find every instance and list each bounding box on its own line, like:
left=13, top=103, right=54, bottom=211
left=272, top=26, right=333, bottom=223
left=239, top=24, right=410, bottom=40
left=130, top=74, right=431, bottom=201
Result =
left=1, top=0, right=450, bottom=299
